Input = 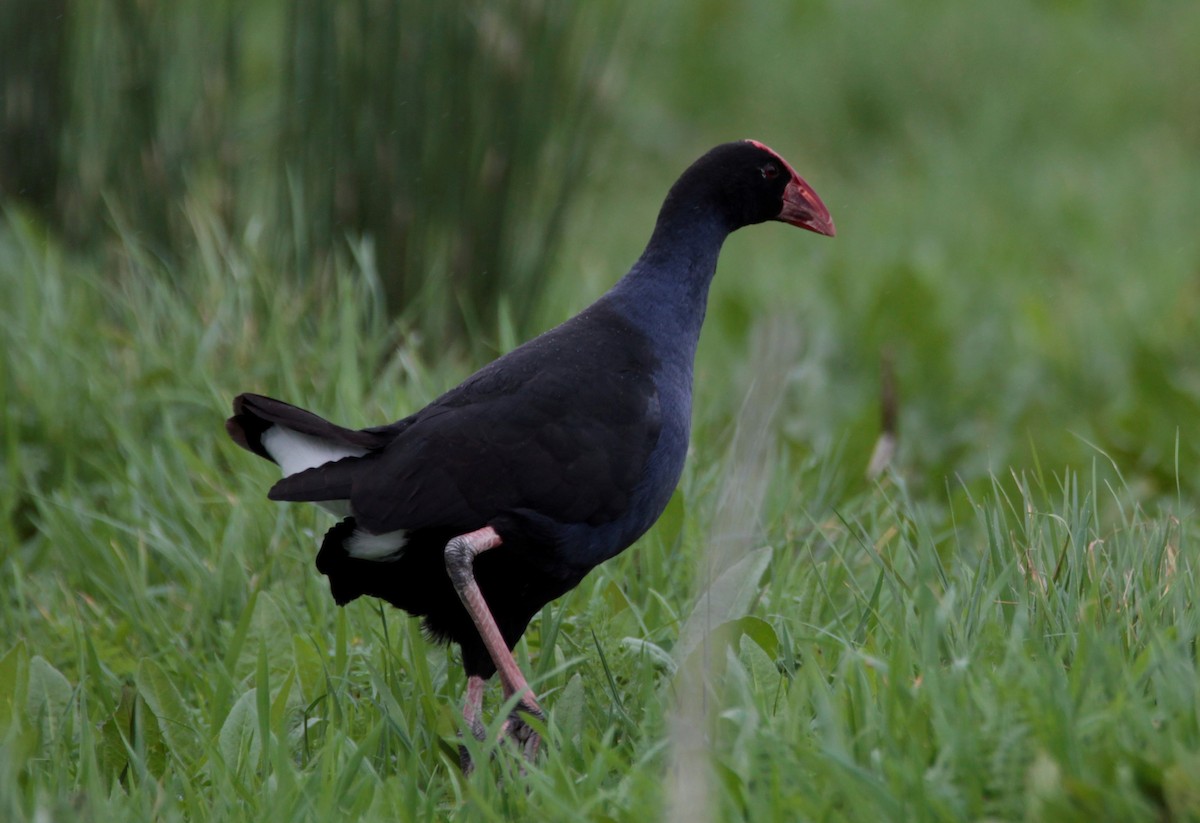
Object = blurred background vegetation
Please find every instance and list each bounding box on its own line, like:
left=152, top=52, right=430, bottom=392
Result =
left=3, top=0, right=1200, bottom=818
left=1, top=0, right=615, bottom=337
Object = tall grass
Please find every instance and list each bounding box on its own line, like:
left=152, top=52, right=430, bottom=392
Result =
left=1, top=0, right=617, bottom=340
left=279, top=1, right=616, bottom=337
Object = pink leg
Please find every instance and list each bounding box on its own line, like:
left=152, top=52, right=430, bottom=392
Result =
left=458, top=674, right=488, bottom=773
left=463, top=675, right=487, bottom=739
left=445, top=527, right=544, bottom=762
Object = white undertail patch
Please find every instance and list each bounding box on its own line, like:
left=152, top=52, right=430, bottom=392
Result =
left=261, top=425, right=368, bottom=477
left=260, top=425, right=398, bottom=554
left=346, top=528, right=409, bottom=560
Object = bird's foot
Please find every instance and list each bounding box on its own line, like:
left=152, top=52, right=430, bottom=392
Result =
left=500, top=701, right=545, bottom=765
left=457, top=715, right=489, bottom=774
left=457, top=707, right=542, bottom=775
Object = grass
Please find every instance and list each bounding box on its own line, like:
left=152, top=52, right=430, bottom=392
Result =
left=3, top=0, right=1200, bottom=820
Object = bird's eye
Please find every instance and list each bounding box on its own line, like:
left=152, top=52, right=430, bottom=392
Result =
left=760, top=163, right=780, bottom=180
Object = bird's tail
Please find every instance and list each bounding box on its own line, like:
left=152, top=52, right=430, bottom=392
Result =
left=226, top=393, right=383, bottom=463
left=226, top=393, right=398, bottom=511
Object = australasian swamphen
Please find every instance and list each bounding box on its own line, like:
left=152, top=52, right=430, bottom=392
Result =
left=225, top=140, right=834, bottom=768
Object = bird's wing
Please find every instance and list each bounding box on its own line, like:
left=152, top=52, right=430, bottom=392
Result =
left=269, top=306, right=663, bottom=534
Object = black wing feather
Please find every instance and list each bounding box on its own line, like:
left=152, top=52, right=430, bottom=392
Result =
left=268, top=303, right=663, bottom=535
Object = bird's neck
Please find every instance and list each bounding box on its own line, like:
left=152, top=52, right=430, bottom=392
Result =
left=605, top=209, right=731, bottom=360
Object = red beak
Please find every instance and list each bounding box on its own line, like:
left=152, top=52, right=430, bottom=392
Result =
left=778, top=173, right=835, bottom=237
left=745, top=140, right=835, bottom=237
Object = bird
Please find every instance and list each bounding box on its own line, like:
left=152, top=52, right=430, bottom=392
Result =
left=225, top=139, right=834, bottom=769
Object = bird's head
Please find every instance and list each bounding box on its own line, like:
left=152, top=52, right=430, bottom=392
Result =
left=672, top=140, right=835, bottom=238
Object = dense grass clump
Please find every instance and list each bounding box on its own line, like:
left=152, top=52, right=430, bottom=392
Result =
left=3, top=0, right=1200, bottom=820
left=1, top=0, right=617, bottom=340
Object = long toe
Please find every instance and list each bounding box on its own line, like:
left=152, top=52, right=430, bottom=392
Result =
left=458, top=722, right=490, bottom=774
left=519, top=726, right=541, bottom=762
left=506, top=702, right=544, bottom=762
left=495, top=719, right=541, bottom=774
